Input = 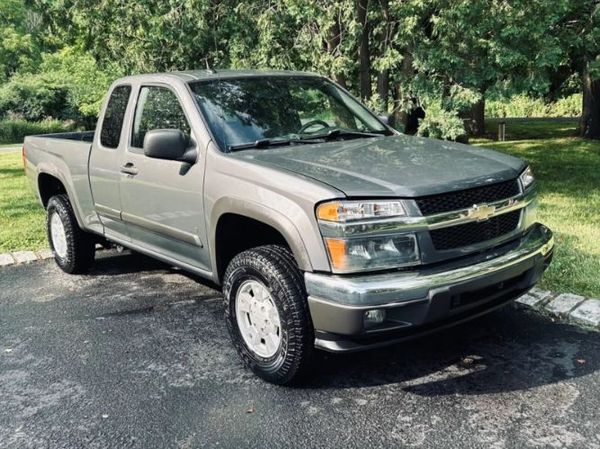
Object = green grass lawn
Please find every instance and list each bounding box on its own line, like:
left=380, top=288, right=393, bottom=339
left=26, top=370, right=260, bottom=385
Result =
left=0, top=152, right=46, bottom=252
left=475, top=118, right=600, bottom=297
left=482, top=117, right=580, bottom=140
left=1, top=120, right=598, bottom=297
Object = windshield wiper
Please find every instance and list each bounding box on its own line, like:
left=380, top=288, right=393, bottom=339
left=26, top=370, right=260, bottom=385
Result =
left=301, top=128, right=383, bottom=142
left=228, top=129, right=382, bottom=151
left=228, top=137, right=323, bottom=152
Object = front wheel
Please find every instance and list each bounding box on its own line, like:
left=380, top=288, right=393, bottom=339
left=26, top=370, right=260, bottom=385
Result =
left=223, top=245, right=314, bottom=384
left=46, top=194, right=96, bottom=274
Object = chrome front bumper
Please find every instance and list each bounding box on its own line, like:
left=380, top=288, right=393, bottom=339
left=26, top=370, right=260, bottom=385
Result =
left=305, top=223, right=554, bottom=352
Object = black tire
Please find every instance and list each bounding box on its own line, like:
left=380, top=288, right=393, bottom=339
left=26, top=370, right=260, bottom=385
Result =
left=46, top=194, right=96, bottom=274
left=223, top=245, right=314, bottom=385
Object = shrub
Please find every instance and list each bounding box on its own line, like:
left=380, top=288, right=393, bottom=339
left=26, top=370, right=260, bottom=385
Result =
left=417, top=103, right=466, bottom=141
left=486, top=94, right=582, bottom=118
left=486, top=94, right=547, bottom=118
left=38, top=47, right=120, bottom=119
left=0, top=118, right=77, bottom=144
left=0, top=73, right=75, bottom=122
left=551, top=94, right=582, bottom=117
left=0, top=47, right=120, bottom=124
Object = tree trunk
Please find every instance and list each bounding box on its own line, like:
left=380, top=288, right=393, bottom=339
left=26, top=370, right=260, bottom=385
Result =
left=391, top=51, right=415, bottom=131
left=470, top=94, right=486, bottom=136
left=326, top=21, right=346, bottom=88
left=376, top=0, right=390, bottom=110
left=357, top=0, right=371, bottom=100
left=580, top=65, right=600, bottom=139
left=377, top=70, right=389, bottom=109
left=391, top=84, right=404, bottom=128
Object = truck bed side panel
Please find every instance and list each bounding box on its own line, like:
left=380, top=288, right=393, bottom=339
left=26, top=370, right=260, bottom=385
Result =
left=24, top=133, right=103, bottom=234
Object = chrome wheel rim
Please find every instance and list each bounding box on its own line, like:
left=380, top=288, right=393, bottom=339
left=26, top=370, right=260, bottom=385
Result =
left=235, top=279, right=281, bottom=358
left=50, top=212, right=68, bottom=259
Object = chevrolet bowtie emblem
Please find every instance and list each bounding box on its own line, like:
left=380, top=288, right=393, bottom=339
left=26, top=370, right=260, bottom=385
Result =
left=463, top=204, right=496, bottom=221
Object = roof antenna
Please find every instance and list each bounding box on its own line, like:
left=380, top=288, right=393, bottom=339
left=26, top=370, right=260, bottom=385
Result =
left=204, top=58, right=216, bottom=74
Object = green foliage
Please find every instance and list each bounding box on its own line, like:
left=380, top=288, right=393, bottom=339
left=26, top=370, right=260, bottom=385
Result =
left=553, top=95, right=583, bottom=118
left=0, top=73, right=72, bottom=121
left=0, top=118, right=76, bottom=144
left=0, top=0, right=43, bottom=81
left=417, top=103, right=465, bottom=141
left=486, top=94, right=582, bottom=118
left=7, top=0, right=598, bottom=139
left=38, top=47, right=120, bottom=118
left=34, top=0, right=230, bottom=73
left=0, top=47, right=118, bottom=122
left=486, top=95, right=548, bottom=119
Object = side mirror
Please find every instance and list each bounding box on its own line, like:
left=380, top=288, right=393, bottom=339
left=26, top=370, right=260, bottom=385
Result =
left=143, top=129, right=197, bottom=164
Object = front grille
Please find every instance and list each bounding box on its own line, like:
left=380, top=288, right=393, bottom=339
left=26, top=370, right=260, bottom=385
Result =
left=415, top=179, right=520, bottom=216
left=430, top=210, right=521, bottom=250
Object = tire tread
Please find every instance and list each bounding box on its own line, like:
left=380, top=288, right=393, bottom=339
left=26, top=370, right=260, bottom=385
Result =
left=46, top=194, right=95, bottom=274
left=223, top=244, right=313, bottom=384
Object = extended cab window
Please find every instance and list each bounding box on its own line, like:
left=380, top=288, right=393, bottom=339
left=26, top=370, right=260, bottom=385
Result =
left=100, top=85, right=132, bottom=148
left=131, top=86, right=191, bottom=148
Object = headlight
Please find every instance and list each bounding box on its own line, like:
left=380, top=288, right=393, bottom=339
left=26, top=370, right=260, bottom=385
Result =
left=316, top=200, right=420, bottom=272
left=519, top=166, right=535, bottom=191
left=317, top=200, right=406, bottom=222
left=323, top=234, right=420, bottom=272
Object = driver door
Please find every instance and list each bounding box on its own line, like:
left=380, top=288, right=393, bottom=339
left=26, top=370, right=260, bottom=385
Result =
left=119, top=84, right=210, bottom=271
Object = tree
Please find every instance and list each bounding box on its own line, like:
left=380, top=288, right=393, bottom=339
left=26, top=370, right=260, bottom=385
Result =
left=20, top=0, right=600, bottom=141
left=571, top=1, right=600, bottom=139
left=34, top=0, right=234, bottom=73
left=408, top=0, right=569, bottom=135
left=581, top=61, right=600, bottom=139
left=0, top=0, right=43, bottom=81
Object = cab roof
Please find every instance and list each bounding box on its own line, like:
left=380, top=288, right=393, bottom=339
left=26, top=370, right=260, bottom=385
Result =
left=116, top=69, right=321, bottom=84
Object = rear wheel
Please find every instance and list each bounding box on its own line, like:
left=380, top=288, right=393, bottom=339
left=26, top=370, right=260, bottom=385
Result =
left=46, top=194, right=96, bottom=274
left=223, top=245, right=314, bottom=384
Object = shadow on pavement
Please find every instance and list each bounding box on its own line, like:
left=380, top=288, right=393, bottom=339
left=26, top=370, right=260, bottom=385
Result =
left=86, top=251, right=598, bottom=396
left=89, top=251, right=172, bottom=275
left=90, top=251, right=218, bottom=286
left=303, top=310, right=597, bottom=395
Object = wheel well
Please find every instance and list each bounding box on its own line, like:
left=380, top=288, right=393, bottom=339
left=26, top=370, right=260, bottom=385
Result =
left=38, top=173, right=67, bottom=207
left=215, top=214, right=288, bottom=282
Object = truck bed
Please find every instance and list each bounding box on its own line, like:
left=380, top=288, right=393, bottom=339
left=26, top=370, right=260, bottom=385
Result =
left=33, top=130, right=95, bottom=142
left=23, top=130, right=102, bottom=234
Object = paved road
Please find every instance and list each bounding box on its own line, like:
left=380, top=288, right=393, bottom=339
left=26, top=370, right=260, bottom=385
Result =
left=1, top=252, right=599, bottom=449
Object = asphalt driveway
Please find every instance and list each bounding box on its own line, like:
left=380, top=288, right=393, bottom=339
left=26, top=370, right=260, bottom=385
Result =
left=1, top=251, right=599, bottom=449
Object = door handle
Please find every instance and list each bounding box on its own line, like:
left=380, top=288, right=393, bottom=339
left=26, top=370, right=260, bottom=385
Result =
left=120, top=163, right=139, bottom=176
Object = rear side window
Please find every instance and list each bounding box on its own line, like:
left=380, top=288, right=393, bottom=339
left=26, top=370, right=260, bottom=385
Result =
left=131, top=86, right=191, bottom=148
left=100, top=85, right=132, bottom=148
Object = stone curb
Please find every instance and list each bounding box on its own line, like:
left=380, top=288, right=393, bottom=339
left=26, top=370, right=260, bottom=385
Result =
left=515, top=288, right=600, bottom=331
left=2, top=248, right=599, bottom=330
left=0, top=245, right=105, bottom=267
left=0, top=249, right=53, bottom=267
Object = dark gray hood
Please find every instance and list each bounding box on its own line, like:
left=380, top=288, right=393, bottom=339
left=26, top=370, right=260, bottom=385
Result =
left=232, top=134, right=526, bottom=198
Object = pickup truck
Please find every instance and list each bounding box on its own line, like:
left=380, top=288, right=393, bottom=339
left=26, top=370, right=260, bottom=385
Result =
left=24, top=70, right=554, bottom=384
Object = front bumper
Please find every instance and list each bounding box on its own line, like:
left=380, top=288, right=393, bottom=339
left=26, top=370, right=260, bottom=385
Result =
left=305, top=223, right=554, bottom=352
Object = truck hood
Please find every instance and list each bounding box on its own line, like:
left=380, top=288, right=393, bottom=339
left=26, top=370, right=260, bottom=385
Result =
left=232, top=134, right=526, bottom=197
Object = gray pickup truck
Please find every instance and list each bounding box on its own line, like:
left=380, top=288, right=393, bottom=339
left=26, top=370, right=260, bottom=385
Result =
left=24, top=70, right=554, bottom=384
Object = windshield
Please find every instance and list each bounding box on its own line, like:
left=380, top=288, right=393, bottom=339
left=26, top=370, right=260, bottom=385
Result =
left=189, top=76, right=389, bottom=150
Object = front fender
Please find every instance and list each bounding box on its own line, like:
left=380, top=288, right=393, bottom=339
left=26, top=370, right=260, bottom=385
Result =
left=209, top=196, right=322, bottom=278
